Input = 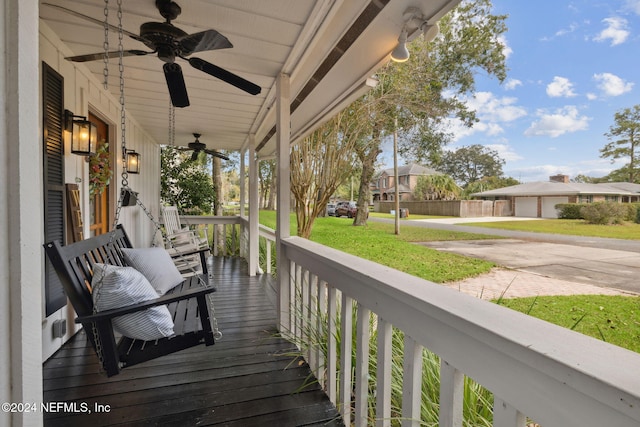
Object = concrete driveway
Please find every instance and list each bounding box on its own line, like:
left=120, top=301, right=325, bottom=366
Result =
left=420, top=239, right=640, bottom=296
left=370, top=216, right=640, bottom=298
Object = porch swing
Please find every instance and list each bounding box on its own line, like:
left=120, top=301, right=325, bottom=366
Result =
left=43, top=0, right=221, bottom=377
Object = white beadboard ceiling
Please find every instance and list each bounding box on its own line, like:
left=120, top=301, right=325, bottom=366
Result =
left=39, top=0, right=460, bottom=158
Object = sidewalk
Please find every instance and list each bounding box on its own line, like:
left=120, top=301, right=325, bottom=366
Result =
left=444, top=268, right=632, bottom=301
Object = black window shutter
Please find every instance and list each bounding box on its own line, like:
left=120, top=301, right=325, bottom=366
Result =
left=42, top=62, right=67, bottom=316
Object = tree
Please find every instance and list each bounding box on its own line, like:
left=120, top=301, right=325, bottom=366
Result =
left=462, top=175, right=519, bottom=198
left=350, top=0, right=508, bottom=226
left=438, top=144, right=505, bottom=187
left=259, top=159, right=277, bottom=209
left=413, top=174, right=461, bottom=200
left=160, top=146, right=215, bottom=213
left=290, top=109, right=363, bottom=238
left=600, top=105, right=640, bottom=183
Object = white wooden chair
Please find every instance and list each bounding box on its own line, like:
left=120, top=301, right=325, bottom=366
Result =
left=161, top=206, right=210, bottom=276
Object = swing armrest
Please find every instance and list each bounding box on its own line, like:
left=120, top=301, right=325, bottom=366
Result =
left=76, top=285, right=215, bottom=324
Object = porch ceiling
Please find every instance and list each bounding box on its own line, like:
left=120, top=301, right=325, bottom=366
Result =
left=39, top=0, right=459, bottom=157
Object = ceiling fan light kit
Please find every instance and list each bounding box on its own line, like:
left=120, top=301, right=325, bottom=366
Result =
left=46, top=0, right=261, bottom=107
left=176, top=133, right=230, bottom=161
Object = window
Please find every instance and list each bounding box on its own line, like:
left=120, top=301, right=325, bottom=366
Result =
left=578, top=195, right=593, bottom=203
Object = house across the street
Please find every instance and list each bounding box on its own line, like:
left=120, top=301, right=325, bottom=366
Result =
left=370, top=163, right=439, bottom=202
left=472, top=174, right=640, bottom=218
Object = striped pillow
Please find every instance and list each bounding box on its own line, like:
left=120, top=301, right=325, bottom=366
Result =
left=91, top=263, right=174, bottom=341
left=121, top=247, right=184, bottom=296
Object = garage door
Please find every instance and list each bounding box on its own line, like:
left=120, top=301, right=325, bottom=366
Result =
left=515, top=197, right=537, bottom=217
left=541, top=196, right=568, bottom=218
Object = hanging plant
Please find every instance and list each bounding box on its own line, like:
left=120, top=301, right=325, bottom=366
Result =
left=89, top=142, right=112, bottom=197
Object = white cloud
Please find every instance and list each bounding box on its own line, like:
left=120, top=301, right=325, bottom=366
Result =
left=593, top=72, right=634, bottom=96
left=625, top=0, right=640, bottom=15
left=504, top=79, right=522, bottom=90
left=446, top=92, right=527, bottom=142
left=594, top=17, right=629, bottom=46
left=586, top=93, right=598, bottom=101
left=497, top=35, right=513, bottom=59
left=546, top=76, right=577, bottom=98
left=524, top=106, right=590, bottom=138
left=468, top=92, right=528, bottom=123
left=485, top=143, right=523, bottom=162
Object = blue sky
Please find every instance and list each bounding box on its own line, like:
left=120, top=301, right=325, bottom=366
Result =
left=386, top=0, right=640, bottom=183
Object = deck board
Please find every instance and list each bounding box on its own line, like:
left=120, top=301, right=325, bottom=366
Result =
left=43, top=257, right=343, bottom=427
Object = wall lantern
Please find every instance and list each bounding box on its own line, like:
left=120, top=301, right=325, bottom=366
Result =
left=64, top=109, right=97, bottom=155
left=125, top=149, right=141, bottom=174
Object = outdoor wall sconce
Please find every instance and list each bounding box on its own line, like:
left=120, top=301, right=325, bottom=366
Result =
left=125, top=149, right=141, bottom=174
left=64, top=109, right=97, bottom=155
left=390, top=7, right=439, bottom=63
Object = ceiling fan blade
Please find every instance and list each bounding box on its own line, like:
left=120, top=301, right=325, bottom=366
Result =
left=188, top=57, right=261, bottom=95
left=204, top=149, right=230, bottom=161
left=163, top=63, right=190, bottom=108
left=191, top=151, right=200, bottom=161
left=179, top=30, right=233, bottom=55
left=66, top=50, right=152, bottom=63
left=42, top=3, right=144, bottom=42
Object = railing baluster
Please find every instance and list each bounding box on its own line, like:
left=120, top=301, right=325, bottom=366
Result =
left=439, top=359, right=463, bottom=427
left=355, top=304, right=371, bottom=427
left=327, top=285, right=337, bottom=404
left=340, top=294, right=354, bottom=422
left=316, top=280, right=327, bottom=388
left=376, top=318, right=392, bottom=427
left=304, top=272, right=315, bottom=367
left=266, top=238, right=272, bottom=273
left=493, top=397, right=526, bottom=427
left=402, top=335, right=423, bottom=427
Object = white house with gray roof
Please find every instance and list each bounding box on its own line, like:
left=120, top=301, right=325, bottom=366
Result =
left=472, top=174, right=640, bottom=218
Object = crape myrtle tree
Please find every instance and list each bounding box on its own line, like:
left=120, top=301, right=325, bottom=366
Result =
left=290, top=107, right=366, bottom=238
left=600, top=104, right=640, bottom=183
left=350, top=0, right=508, bottom=225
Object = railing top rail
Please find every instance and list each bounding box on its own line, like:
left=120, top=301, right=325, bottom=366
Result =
left=178, top=215, right=242, bottom=225
left=281, top=236, right=640, bottom=426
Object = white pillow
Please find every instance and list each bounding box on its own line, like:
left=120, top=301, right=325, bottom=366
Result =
left=91, top=263, right=175, bottom=341
left=121, top=247, right=184, bottom=295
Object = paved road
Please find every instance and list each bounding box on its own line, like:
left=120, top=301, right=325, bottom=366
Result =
left=370, top=217, right=640, bottom=296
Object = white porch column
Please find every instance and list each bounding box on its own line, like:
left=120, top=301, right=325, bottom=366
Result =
left=239, top=147, right=246, bottom=218
left=248, top=135, right=259, bottom=276
left=1, top=0, right=43, bottom=426
left=275, top=73, right=291, bottom=332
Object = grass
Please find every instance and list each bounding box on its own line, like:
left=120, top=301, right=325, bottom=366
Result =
left=463, top=218, right=640, bottom=240
left=497, top=294, right=640, bottom=353
left=259, top=210, right=497, bottom=283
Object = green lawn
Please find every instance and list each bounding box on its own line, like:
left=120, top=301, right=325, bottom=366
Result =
left=259, top=210, right=496, bottom=283
left=463, top=218, right=640, bottom=240
left=498, top=295, right=640, bottom=353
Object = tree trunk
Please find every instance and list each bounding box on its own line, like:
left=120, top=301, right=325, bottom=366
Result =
left=354, top=143, right=381, bottom=226
left=267, top=166, right=277, bottom=210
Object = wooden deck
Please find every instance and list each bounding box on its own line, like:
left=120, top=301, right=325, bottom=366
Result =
left=43, top=257, right=343, bottom=427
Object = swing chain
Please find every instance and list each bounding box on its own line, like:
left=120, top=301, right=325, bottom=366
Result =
left=102, top=0, right=109, bottom=89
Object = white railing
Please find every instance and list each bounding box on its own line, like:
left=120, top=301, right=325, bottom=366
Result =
left=278, top=236, right=640, bottom=427
left=179, top=215, right=242, bottom=257
left=259, top=224, right=276, bottom=274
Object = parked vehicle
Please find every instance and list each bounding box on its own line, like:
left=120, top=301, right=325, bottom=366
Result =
left=326, top=203, right=337, bottom=216
left=335, top=201, right=358, bottom=218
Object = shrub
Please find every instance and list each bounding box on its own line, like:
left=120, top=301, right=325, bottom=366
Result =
left=580, top=202, right=627, bottom=225
left=555, top=203, right=584, bottom=219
